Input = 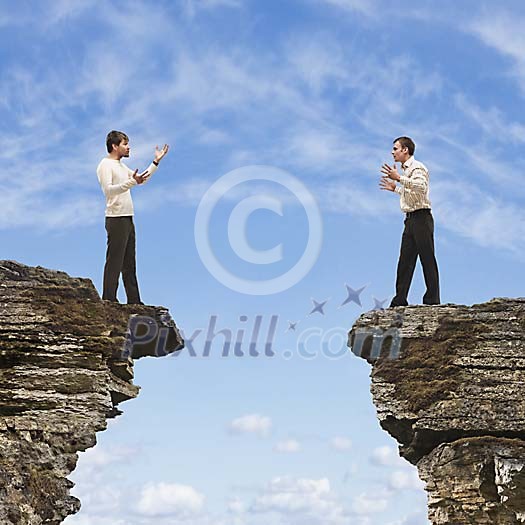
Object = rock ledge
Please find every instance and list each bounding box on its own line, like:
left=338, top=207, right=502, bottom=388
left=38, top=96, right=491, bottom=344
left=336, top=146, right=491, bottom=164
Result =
left=0, top=261, right=183, bottom=524
left=349, top=299, right=525, bottom=524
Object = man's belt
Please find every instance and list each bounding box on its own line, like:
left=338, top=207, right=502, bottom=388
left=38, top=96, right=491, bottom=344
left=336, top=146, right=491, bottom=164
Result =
left=406, top=208, right=431, bottom=218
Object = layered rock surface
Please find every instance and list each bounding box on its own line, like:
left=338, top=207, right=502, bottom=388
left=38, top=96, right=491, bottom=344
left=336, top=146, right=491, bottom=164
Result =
left=0, top=261, right=183, bottom=524
left=349, top=299, right=525, bottom=524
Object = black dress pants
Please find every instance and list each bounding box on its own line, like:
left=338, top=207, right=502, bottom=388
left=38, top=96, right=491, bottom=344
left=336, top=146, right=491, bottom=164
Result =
left=102, top=216, right=141, bottom=304
left=390, top=208, right=440, bottom=307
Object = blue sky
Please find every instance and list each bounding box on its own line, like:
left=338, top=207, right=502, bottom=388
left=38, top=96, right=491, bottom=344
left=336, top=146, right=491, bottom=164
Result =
left=2, top=0, right=525, bottom=524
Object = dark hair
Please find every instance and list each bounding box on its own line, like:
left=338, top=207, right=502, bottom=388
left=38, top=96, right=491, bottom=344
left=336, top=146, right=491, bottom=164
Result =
left=106, top=130, right=129, bottom=153
left=393, top=136, right=415, bottom=156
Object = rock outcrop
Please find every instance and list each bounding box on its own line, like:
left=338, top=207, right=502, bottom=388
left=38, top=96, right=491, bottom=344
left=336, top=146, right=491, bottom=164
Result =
left=349, top=299, right=525, bottom=524
left=0, top=261, right=183, bottom=524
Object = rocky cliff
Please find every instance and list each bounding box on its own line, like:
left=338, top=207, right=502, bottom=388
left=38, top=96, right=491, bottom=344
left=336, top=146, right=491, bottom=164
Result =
left=0, top=261, right=183, bottom=524
left=349, top=299, right=525, bottom=524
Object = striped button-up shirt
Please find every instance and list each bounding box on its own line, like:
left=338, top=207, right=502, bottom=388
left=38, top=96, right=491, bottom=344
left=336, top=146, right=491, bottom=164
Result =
left=394, top=156, right=432, bottom=213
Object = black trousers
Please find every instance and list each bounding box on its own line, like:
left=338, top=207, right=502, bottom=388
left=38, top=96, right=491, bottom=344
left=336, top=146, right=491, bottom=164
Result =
left=390, top=209, right=440, bottom=307
left=102, top=216, right=141, bottom=304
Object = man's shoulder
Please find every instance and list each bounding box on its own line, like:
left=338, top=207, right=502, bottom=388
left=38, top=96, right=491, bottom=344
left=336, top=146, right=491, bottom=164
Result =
left=97, top=157, right=121, bottom=172
left=97, top=157, right=110, bottom=169
left=411, top=158, right=428, bottom=172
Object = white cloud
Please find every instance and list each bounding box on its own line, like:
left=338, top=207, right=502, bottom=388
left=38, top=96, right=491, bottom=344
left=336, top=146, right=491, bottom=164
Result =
left=72, top=485, right=123, bottom=517
left=76, top=48, right=134, bottom=108
left=64, top=515, right=128, bottom=525
left=227, top=497, right=246, bottom=514
left=321, top=0, right=378, bottom=16
left=351, top=491, right=388, bottom=514
left=229, top=413, right=272, bottom=437
left=163, top=49, right=314, bottom=123
left=0, top=8, right=449, bottom=243
left=198, top=127, right=232, bottom=145
left=386, top=511, right=431, bottom=525
left=66, top=444, right=137, bottom=521
left=78, top=444, right=141, bottom=467
left=318, top=182, right=398, bottom=218
left=0, top=0, right=98, bottom=29
left=330, top=436, right=352, bottom=451
left=135, top=179, right=211, bottom=210
left=183, top=0, right=243, bottom=18
left=468, top=12, right=525, bottom=90
left=2, top=0, right=516, bottom=263
left=369, top=445, right=406, bottom=468
left=45, top=0, right=99, bottom=26
left=281, top=126, right=366, bottom=173
left=274, top=439, right=301, bottom=453
left=0, top=189, right=101, bottom=230
left=388, top=470, right=425, bottom=491
left=251, top=476, right=349, bottom=524
left=0, top=0, right=522, bottom=264
left=285, top=36, right=349, bottom=94
left=136, top=482, right=205, bottom=517
left=432, top=179, right=525, bottom=256
left=455, top=94, right=525, bottom=144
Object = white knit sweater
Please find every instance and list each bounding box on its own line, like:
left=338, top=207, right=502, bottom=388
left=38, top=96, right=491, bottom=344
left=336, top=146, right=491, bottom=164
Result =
left=96, top=158, right=157, bottom=217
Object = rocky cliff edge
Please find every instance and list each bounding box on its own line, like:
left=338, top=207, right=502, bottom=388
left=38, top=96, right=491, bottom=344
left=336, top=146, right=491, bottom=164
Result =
left=0, top=261, right=183, bottom=524
left=349, top=299, right=525, bottom=524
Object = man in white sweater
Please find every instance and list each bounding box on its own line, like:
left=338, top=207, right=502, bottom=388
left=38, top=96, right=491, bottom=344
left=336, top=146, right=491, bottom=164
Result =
left=97, top=130, right=169, bottom=304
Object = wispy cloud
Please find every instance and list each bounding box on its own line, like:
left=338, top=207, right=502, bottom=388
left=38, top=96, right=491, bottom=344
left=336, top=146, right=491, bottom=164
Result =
left=352, top=491, right=388, bottom=514
left=136, top=482, right=205, bottom=517
left=387, top=470, right=425, bottom=491
left=2, top=0, right=522, bottom=264
left=455, top=94, right=525, bottom=144
left=387, top=511, right=431, bottom=525
left=468, top=11, right=525, bottom=90
left=330, top=436, right=353, bottom=451
left=433, top=179, right=525, bottom=257
left=182, top=0, right=243, bottom=18
left=228, top=413, right=272, bottom=437
left=321, top=0, right=379, bottom=17
left=251, top=476, right=349, bottom=524
left=45, top=0, right=99, bottom=26
left=274, top=439, right=301, bottom=453
left=369, top=445, right=406, bottom=468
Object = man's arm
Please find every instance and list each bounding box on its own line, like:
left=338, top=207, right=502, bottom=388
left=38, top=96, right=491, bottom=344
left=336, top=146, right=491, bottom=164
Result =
left=379, top=177, right=397, bottom=192
left=398, top=167, right=428, bottom=193
left=381, top=163, right=428, bottom=193
left=130, top=144, right=170, bottom=183
left=98, top=162, right=137, bottom=198
left=125, top=164, right=156, bottom=183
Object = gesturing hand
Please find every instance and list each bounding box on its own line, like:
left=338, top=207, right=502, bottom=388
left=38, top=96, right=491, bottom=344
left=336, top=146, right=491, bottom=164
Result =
left=154, top=144, right=169, bottom=163
left=133, top=169, right=149, bottom=184
left=380, top=163, right=401, bottom=182
left=379, top=176, right=396, bottom=192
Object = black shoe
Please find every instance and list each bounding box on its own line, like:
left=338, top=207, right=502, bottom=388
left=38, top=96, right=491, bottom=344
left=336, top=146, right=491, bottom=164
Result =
left=389, top=301, right=408, bottom=308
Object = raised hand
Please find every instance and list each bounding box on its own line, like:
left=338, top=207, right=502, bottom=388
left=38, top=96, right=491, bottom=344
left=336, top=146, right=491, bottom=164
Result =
left=380, top=162, right=401, bottom=182
left=379, top=176, right=396, bottom=192
left=133, top=169, right=149, bottom=184
left=154, top=144, right=169, bottom=163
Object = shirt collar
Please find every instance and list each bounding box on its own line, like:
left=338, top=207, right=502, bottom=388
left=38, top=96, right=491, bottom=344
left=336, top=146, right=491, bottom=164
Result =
left=402, top=156, right=414, bottom=170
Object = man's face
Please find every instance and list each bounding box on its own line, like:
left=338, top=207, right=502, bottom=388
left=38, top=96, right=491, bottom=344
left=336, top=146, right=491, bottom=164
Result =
left=392, top=141, right=409, bottom=163
left=115, top=140, right=130, bottom=158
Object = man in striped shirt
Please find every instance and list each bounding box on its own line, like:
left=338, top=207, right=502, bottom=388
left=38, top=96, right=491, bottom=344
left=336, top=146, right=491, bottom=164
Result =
left=380, top=136, right=440, bottom=307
